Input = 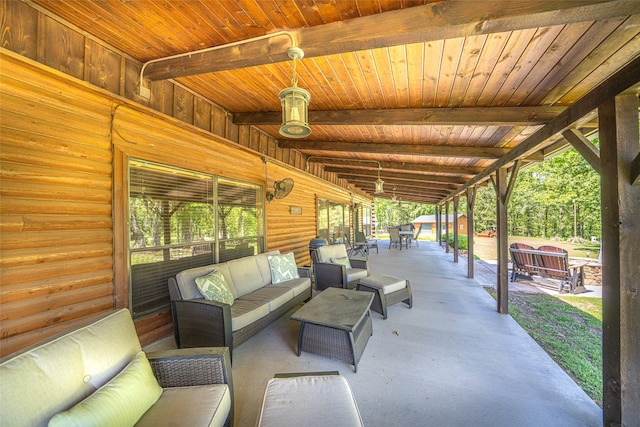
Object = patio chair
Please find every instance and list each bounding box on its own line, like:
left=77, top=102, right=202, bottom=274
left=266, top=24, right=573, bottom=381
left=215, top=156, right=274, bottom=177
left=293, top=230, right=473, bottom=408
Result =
left=409, top=225, right=422, bottom=247
left=509, top=242, right=538, bottom=282
left=356, top=231, right=378, bottom=255
left=312, top=243, right=370, bottom=290
left=388, top=227, right=402, bottom=250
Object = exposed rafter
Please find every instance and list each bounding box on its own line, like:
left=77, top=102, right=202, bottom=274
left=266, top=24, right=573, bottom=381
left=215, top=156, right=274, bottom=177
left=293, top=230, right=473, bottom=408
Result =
left=279, top=141, right=508, bottom=159
left=141, top=0, right=638, bottom=81
left=234, top=107, right=565, bottom=126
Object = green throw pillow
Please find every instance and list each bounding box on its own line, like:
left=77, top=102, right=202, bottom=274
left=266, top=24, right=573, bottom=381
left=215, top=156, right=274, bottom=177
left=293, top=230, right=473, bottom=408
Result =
left=268, top=252, right=300, bottom=284
left=195, top=270, right=234, bottom=305
left=331, top=256, right=352, bottom=269
left=48, top=351, right=162, bottom=427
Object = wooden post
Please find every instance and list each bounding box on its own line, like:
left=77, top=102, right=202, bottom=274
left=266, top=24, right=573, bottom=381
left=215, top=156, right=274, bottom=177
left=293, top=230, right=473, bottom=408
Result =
left=436, top=204, right=441, bottom=246
left=453, top=196, right=459, bottom=263
left=444, top=201, right=450, bottom=253
left=495, top=169, right=509, bottom=314
left=466, top=186, right=477, bottom=279
left=599, top=93, right=640, bottom=426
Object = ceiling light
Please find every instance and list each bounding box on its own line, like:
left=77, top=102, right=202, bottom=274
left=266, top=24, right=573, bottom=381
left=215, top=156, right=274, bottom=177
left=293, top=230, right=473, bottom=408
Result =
left=279, top=47, right=311, bottom=138
left=374, top=164, right=384, bottom=194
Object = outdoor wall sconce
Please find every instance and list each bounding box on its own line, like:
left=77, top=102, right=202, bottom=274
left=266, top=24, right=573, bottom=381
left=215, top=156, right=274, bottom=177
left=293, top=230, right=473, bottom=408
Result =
left=279, top=46, right=311, bottom=138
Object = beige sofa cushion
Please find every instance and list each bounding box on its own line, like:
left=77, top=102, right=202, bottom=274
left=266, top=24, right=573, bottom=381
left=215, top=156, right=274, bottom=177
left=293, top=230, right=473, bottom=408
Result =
left=315, top=244, right=349, bottom=264
left=0, top=309, right=141, bottom=427
left=137, top=384, right=231, bottom=427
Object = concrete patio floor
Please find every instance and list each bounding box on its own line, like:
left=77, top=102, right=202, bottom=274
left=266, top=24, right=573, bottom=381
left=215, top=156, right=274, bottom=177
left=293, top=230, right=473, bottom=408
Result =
left=148, top=240, right=603, bottom=426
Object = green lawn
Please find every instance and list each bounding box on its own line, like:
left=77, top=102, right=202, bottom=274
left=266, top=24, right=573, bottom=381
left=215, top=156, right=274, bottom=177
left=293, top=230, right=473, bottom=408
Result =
left=485, top=289, right=603, bottom=407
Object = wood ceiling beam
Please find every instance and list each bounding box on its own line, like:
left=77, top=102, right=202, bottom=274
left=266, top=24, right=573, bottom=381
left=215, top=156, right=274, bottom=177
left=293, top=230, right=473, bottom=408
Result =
left=326, top=168, right=467, bottom=185
left=234, top=107, right=565, bottom=126
left=142, top=0, right=639, bottom=81
left=448, top=54, right=640, bottom=202
left=306, top=158, right=483, bottom=176
left=280, top=141, right=508, bottom=159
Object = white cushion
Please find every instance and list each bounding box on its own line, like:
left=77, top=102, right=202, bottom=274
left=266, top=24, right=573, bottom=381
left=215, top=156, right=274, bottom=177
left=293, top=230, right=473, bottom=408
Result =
left=359, top=274, right=406, bottom=294
left=257, top=375, right=364, bottom=427
left=315, top=244, right=348, bottom=264
left=269, top=277, right=311, bottom=297
left=241, top=287, right=294, bottom=312
left=137, top=384, right=230, bottom=427
left=230, top=299, right=270, bottom=331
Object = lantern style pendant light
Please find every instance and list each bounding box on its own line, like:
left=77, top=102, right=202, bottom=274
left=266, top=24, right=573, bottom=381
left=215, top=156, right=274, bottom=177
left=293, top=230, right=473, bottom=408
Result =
left=279, top=46, right=311, bottom=138
left=374, top=164, right=384, bottom=194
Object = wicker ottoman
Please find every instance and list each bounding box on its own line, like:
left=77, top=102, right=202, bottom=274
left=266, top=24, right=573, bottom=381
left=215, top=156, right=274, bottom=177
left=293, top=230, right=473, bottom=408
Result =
left=356, top=274, right=412, bottom=319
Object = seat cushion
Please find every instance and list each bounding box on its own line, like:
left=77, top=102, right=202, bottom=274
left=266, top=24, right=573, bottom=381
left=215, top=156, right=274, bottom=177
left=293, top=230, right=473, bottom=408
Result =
left=241, top=286, right=294, bottom=312
left=346, top=268, right=369, bottom=283
left=136, top=384, right=230, bottom=427
left=230, top=299, right=270, bottom=331
left=227, top=256, right=265, bottom=297
left=257, top=375, right=364, bottom=427
left=359, top=274, right=406, bottom=294
left=269, top=277, right=311, bottom=297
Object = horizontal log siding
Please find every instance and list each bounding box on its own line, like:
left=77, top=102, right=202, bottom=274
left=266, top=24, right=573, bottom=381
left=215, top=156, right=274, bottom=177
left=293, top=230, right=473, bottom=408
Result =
left=1, top=50, right=368, bottom=355
left=0, top=51, right=115, bottom=356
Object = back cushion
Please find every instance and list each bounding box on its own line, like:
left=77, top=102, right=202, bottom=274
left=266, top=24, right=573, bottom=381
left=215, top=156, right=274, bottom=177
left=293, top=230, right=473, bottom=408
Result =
left=0, top=309, right=141, bottom=427
left=316, top=244, right=348, bottom=264
left=227, top=256, right=265, bottom=297
left=255, top=251, right=280, bottom=285
left=175, top=264, right=237, bottom=300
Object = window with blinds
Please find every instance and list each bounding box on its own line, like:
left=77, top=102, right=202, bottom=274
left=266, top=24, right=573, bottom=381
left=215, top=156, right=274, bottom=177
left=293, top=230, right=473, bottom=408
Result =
left=128, top=159, right=263, bottom=317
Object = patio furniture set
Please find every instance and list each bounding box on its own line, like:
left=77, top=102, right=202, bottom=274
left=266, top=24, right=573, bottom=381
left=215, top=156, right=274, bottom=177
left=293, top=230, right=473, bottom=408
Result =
left=509, top=243, right=589, bottom=294
left=1, top=246, right=411, bottom=426
left=389, top=224, right=422, bottom=250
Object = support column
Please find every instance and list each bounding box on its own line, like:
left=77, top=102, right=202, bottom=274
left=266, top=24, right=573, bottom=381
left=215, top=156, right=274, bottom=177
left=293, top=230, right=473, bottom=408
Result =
left=599, top=93, right=640, bottom=426
left=436, top=205, right=441, bottom=246
left=495, top=169, right=509, bottom=314
left=466, top=186, right=477, bottom=279
left=453, top=196, right=459, bottom=263
left=444, top=201, right=450, bottom=253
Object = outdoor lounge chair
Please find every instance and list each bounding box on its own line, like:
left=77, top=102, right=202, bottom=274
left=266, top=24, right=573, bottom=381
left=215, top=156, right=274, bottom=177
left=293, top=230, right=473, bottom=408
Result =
left=356, top=231, right=378, bottom=255
left=312, top=243, right=370, bottom=290
left=409, top=225, right=422, bottom=247
left=536, top=245, right=588, bottom=294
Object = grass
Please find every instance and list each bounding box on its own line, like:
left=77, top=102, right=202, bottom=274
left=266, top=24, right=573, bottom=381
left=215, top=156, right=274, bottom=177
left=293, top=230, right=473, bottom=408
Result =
left=485, top=288, right=603, bottom=406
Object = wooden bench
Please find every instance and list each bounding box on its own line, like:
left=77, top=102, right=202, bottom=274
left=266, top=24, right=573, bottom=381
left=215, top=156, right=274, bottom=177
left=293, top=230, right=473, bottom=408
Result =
left=509, top=243, right=589, bottom=294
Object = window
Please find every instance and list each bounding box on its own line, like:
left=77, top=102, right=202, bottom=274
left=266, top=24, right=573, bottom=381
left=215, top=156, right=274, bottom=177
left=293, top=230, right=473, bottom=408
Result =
left=317, top=198, right=349, bottom=244
left=128, top=160, right=264, bottom=318
left=363, top=205, right=372, bottom=236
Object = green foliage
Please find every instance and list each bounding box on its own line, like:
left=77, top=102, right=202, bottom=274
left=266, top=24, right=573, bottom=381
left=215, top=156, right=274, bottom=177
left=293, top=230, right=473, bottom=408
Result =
left=373, top=199, right=434, bottom=231
left=473, top=141, right=601, bottom=240
left=447, top=234, right=468, bottom=250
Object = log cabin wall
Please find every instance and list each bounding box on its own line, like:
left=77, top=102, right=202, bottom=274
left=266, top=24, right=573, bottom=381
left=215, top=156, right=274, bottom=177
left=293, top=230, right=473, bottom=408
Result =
left=0, top=3, right=370, bottom=356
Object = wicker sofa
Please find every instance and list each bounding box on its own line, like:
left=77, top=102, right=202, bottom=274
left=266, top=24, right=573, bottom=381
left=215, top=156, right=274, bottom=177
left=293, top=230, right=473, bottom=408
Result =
left=168, top=250, right=312, bottom=353
left=0, top=309, right=233, bottom=427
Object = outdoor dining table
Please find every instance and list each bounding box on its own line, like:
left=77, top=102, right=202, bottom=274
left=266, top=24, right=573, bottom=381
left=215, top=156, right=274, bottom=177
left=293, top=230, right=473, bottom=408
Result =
left=399, top=231, right=412, bottom=249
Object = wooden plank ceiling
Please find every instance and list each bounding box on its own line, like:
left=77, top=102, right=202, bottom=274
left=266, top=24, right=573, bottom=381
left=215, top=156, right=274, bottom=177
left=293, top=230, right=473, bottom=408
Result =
left=31, top=0, right=640, bottom=203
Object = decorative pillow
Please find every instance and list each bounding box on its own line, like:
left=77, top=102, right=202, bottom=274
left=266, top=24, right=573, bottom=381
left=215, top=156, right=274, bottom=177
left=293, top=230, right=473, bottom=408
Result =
left=195, top=270, right=234, bottom=305
left=331, top=256, right=352, bottom=269
left=268, top=252, right=300, bottom=284
left=48, top=351, right=162, bottom=427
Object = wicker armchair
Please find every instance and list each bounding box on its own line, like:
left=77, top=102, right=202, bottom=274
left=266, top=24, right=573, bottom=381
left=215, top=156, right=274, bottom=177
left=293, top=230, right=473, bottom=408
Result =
left=312, top=244, right=370, bottom=291
left=146, top=347, right=234, bottom=427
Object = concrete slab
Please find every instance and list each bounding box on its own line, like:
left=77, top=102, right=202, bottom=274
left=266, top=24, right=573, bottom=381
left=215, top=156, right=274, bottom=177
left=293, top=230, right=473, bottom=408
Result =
left=147, top=241, right=603, bottom=426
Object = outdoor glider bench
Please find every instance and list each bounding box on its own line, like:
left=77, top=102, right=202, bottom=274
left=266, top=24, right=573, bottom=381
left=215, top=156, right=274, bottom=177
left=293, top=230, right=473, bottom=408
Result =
left=509, top=243, right=589, bottom=294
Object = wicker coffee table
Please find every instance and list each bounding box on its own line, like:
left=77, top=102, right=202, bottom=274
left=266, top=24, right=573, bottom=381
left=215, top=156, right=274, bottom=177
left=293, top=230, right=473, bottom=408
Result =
left=291, top=287, right=374, bottom=372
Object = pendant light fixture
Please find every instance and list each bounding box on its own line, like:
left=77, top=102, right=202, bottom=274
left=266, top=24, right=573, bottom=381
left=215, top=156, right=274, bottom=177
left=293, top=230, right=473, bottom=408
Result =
left=374, top=164, right=384, bottom=194
left=279, top=46, right=311, bottom=138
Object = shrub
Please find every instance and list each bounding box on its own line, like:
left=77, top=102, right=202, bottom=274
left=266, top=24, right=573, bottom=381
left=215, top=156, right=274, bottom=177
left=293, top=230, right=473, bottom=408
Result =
left=447, top=234, right=468, bottom=250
